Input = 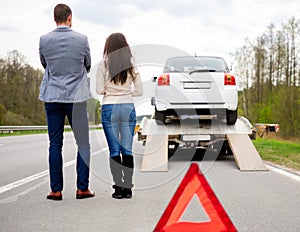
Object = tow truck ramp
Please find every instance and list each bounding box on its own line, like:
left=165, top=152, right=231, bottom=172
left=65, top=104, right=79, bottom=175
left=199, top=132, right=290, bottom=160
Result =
left=227, top=134, right=268, bottom=171
left=138, top=117, right=268, bottom=172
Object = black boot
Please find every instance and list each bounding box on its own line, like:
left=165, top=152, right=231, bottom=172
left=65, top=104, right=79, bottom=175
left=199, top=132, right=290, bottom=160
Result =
left=112, top=185, right=123, bottom=199
left=122, top=155, right=134, bottom=198
left=109, top=156, right=123, bottom=199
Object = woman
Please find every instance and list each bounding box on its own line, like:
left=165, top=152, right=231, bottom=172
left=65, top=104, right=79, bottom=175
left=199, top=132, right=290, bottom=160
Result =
left=96, top=33, right=143, bottom=199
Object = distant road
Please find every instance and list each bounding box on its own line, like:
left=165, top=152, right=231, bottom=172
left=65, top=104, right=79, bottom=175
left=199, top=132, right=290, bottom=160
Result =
left=0, top=132, right=300, bottom=231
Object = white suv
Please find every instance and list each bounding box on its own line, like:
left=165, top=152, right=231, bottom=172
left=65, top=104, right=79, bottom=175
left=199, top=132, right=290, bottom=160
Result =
left=151, top=56, right=238, bottom=125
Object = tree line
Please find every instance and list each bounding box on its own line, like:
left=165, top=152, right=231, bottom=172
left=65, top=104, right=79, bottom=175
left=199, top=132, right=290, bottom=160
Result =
left=0, top=51, right=45, bottom=125
left=235, top=17, right=300, bottom=138
left=0, top=50, right=99, bottom=125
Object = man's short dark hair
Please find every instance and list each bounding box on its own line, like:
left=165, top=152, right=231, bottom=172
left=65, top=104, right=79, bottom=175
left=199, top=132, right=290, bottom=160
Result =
left=54, top=4, right=72, bottom=23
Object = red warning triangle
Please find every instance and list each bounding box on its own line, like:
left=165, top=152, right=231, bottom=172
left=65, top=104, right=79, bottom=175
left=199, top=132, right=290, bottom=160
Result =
left=153, top=163, right=237, bottom=232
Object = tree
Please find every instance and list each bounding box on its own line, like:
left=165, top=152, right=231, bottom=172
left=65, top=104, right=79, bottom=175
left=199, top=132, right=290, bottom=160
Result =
left=234, top=17, right=300, bottom=138
left=0, top=50, right=45, bottom=125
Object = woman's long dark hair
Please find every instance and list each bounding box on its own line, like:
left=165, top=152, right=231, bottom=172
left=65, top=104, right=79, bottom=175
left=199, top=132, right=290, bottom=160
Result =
left=103, top=33, right=135, bottom=85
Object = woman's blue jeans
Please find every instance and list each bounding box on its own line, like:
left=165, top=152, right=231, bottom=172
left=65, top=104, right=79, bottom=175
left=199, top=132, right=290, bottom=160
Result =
left=101, top=104, right=136, bottom=157
left=45, top=102, right=90, bottom=192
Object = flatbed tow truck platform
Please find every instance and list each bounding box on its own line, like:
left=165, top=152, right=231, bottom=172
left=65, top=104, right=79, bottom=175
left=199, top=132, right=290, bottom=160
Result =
left=137, top=116, right=268, bottom=172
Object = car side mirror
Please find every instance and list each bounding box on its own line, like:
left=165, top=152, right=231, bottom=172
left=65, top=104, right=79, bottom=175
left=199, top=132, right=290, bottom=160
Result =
left=152, top=76, right=157, bottom=82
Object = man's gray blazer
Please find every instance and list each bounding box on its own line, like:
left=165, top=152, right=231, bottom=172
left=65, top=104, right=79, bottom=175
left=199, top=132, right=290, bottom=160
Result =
left=39, top=26, right=91, bottom=103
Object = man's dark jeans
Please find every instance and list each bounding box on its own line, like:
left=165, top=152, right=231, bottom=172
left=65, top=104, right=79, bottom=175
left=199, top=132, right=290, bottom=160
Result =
left=45, top=102, right=90, bottom=192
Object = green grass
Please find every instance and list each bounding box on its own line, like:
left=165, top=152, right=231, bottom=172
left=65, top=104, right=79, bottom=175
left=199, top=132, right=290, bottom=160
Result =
left=0, top=130, right=48, bottom=137
left=253, top=137, right=300, bottom=170
left=0, top=129, right=73, bottom=137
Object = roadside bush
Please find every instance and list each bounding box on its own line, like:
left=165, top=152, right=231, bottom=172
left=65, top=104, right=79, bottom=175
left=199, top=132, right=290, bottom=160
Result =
left=3, top=111, right=32, bottom=125
left=0, top=104, right=6, bottom=125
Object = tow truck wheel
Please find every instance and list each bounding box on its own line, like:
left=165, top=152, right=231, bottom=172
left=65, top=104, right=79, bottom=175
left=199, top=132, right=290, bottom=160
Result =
left=219, top=141, right=233, bottom=156
left=168, top=142, right=179, bottom=158
left=155, top=108, right=166, bottom=124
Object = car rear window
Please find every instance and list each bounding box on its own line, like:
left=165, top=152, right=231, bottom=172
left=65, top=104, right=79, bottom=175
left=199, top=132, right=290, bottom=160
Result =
left=163, top=56, right=229, bottom=73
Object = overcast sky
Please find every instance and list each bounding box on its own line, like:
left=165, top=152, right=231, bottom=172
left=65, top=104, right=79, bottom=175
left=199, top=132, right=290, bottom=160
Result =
left=0, top=0, right=299, bottom=70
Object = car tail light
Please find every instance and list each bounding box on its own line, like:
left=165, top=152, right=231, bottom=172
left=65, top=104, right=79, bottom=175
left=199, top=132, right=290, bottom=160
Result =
left=158, top=74, right=170, bottom=86
left=224, top=73, right=236, bottom=85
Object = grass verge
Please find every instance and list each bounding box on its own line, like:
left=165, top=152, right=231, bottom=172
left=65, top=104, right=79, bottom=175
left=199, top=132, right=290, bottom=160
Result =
left=253, top=137, right=300, bottom=171
left=0, top=130, right=48, bottom=137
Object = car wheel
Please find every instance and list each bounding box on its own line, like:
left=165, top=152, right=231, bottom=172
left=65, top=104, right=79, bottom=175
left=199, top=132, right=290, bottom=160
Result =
left=155, top=108, right=166, bottom=124
left=226, top=109, right=237, bottom=125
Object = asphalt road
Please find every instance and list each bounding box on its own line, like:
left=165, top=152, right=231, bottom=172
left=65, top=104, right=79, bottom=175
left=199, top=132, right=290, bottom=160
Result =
left=0, top=131, right=300, bottom=232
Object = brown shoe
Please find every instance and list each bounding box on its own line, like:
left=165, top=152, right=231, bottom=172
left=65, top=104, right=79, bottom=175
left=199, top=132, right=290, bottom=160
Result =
left=76, top=189, right=95, bottom=199
left=46, top=191, right=62, bottom=201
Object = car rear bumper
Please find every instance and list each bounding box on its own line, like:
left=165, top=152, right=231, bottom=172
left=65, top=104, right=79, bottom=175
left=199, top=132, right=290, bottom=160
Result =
left=152, top=97, right=237, bottom=111
left=154, top=85, right=237, bottom=108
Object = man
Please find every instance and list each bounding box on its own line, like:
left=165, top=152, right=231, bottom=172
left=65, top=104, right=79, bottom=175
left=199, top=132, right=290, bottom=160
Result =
left=39, top=4, right=94, bottom=200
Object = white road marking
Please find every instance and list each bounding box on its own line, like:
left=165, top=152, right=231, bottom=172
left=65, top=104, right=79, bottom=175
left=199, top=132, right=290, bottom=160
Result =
left=265, top=164, right=300, bottom=182
left=0, top=170, right=49, bottom=195
left=0, top=149, right=106, bottom=195
left=0, top=178, right=48, bottom=204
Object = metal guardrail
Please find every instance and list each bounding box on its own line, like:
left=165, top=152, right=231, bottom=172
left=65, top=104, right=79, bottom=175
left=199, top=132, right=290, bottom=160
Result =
left=0, top=125, right=102, bottom=134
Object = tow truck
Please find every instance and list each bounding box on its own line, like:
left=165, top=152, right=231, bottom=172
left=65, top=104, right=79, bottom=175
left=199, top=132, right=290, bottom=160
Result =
left=137, top=116, right=268, bottom=172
